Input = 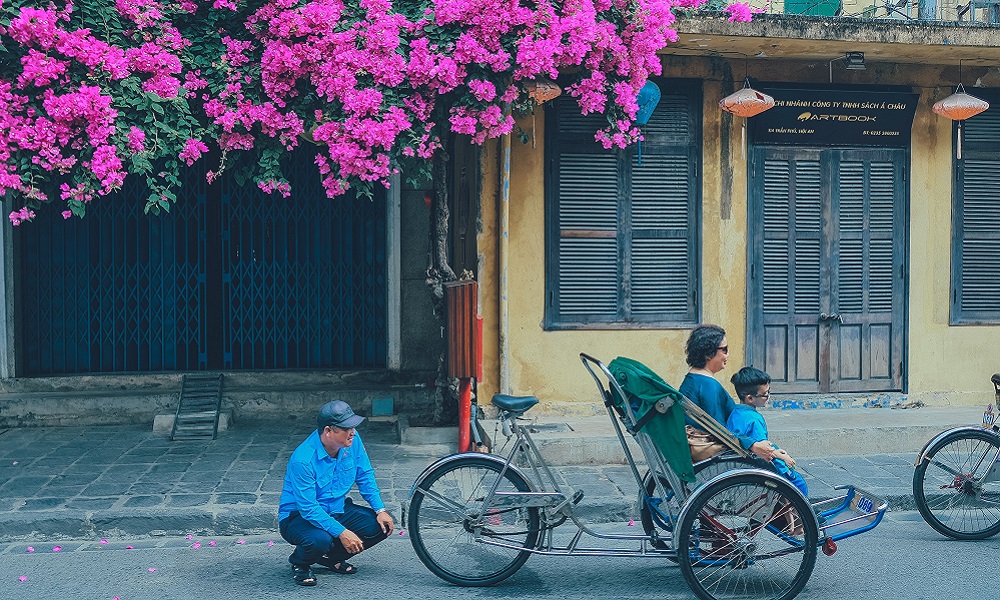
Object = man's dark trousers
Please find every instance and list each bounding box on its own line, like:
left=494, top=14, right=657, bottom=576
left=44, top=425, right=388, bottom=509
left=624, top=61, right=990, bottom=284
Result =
left=279, top=500, right=388, bottom=566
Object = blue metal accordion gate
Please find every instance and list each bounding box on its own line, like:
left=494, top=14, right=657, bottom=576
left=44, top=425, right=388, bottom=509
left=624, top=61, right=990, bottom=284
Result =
left=18, top=153, right=387, bottom=375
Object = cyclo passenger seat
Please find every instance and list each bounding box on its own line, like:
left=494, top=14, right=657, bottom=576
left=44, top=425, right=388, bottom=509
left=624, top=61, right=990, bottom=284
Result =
left=492, top=394, right=539, bottom=416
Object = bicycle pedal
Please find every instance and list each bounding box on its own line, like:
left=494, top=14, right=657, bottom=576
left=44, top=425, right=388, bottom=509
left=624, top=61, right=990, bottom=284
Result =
left=571, top=489, right=585, bottom=504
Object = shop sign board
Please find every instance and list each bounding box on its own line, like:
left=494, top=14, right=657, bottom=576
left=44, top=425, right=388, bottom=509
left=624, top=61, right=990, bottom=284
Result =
left=751, top=89, right=919, bottom=146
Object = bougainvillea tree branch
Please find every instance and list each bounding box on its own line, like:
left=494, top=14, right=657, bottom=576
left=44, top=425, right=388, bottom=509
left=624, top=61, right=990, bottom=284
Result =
left=0, top=0, right=753, bottom=225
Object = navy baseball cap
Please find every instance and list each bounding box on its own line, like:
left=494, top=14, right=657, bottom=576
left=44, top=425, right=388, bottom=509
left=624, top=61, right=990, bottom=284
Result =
left=317, top=400, right=365, bottom=430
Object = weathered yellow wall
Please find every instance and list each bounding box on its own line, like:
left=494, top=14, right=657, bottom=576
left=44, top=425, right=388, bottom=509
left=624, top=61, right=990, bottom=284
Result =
left=477, top=56, right=1000, bottom=413
left=906, top=84, right=999, bottom=406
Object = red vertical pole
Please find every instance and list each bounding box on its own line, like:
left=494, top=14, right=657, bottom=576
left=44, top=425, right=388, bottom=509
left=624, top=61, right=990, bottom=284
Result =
left=458, top=377, right=472, bottom=452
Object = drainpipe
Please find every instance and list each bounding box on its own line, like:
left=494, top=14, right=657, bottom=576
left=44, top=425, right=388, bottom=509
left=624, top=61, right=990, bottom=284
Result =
left=498, top=106, right=512, bottom=395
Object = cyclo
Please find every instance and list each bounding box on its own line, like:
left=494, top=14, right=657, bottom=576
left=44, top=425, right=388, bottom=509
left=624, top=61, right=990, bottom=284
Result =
left=406, top=354, right=888, bottom=600
left=912, top=373, right=1000, bottom=540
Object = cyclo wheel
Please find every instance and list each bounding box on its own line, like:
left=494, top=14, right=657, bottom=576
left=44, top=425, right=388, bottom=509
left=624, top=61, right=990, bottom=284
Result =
left=640, top=453, right=771, bottom=544
left=408, top=455, right=540, bottom=586
left=677, top=471, right=818, bottom=600
left=913, top=428, right=1000, bottom=540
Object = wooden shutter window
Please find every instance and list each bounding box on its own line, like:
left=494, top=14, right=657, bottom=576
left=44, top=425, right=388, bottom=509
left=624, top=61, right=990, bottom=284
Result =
left=952, top=96, right=1000, bottom=324
left=545, top=80, right=701, bottom=328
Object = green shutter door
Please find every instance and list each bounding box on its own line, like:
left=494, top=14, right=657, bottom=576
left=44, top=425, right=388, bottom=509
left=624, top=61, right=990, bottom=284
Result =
left=830, top=150, right=905, bottom=392
left=749, top=147, right=905, bottom=393
left=750, top=148, right=824, bottom=392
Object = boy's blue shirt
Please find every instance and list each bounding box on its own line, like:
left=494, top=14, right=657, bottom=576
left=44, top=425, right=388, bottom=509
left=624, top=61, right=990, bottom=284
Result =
left=726, top=404, right=794, bottom=475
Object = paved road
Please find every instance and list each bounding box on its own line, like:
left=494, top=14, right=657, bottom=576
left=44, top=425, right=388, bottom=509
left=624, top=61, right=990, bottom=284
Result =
left=1, top=512, right=996, bottom=600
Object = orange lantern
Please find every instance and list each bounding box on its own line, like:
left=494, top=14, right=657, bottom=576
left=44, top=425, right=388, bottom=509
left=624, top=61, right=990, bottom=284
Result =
left=719, top=80, right=775, bottom=118
left=525, top=78, right=562, bottom=104
left=933, top=84, right=989, bottom=121
left=720, top=79, right=774, bottom=160
left=933, top=84, right=989, bottom=159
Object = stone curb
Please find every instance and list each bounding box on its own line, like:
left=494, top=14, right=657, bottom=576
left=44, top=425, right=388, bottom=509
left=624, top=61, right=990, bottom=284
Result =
left=0, top=507, right=280, bottom=541
left=0, top=490, right=923, bottom=542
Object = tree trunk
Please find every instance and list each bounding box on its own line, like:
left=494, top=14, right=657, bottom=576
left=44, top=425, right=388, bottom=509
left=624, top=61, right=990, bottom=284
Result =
left=426, top=136, right=457, bottom=425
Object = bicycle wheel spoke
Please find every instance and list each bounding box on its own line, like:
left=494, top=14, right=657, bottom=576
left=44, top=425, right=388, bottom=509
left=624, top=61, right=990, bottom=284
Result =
left=409, top=457, right=539, bottom=586
left=915, top=429, right=1000, bottom=539
left=679, top=473, right=817, bottom=600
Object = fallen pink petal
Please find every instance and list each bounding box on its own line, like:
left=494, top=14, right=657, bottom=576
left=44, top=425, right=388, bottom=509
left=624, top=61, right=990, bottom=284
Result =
left=191, top=542, right=201, bottom=549
left=100, top=539, right=109, bottom=545
left=19, top=575, right=27, bottom=582
left=186, top=535, right=193, bottom=540
left=628, top=519, right=635, bottom=526
left=148, top=568, right=156, bottom=573
left=237, top=540, right=246, bottom=545
left=27, top=547, right=34, bottom=553
left=398, top=530, right=405, bottom=536
left=12, top=461, right=17, bottom=465
left=126, top=546, right=134, bottom=550
left=209, top=541, right=216, bottom=547
left=267, top=541, right=274, bottom=547
left=52, top=546, right=62, bottom=552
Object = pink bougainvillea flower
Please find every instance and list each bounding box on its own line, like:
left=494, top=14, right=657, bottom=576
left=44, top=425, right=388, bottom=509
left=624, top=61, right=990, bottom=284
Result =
left=186, top=535, right=192, bottom=540
left=19, top=575, right=27, bottom=582
left=191, top=542, right=201, bottom=549
left=628, top=519, right=635, bottom=526
left=725, top=2, right=756, bottom=22
left=26, top=547, right=34, bottom=553
left=52, top=546, right=62, bottom=552
left=267, top=541, right=274, bottom=547
left=398, top=530, right=405, bottom=536
left=209, top=541, right=216, bottom=547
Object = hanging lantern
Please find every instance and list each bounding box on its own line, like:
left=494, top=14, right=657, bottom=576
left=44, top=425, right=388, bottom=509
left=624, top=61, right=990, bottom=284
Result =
left=525, top=78, right=562, bottom=104
left=633, top=80, right=662, bottom=166
left=933, top=84, right=989, bottom=120
left=636, top=80, right=662, bottom=125
left=719, top=79, right=775, bottom=118
left=933, top=84, right=989, bottom=159
left=720, top=79, right=774, bottom=161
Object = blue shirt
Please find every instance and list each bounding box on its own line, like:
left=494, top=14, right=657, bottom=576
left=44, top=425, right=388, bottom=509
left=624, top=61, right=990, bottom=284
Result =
left=278, top=431, right=385, bottom=537
left=726, top=404, right=793, bottom=475
left=680, top=372, right=753, bottom=450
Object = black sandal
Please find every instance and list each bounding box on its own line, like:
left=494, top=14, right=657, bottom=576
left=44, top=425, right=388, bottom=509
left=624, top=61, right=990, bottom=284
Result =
left=317, top=556, right=358, bottom=574
left=292, top=564, right=317, bottom=586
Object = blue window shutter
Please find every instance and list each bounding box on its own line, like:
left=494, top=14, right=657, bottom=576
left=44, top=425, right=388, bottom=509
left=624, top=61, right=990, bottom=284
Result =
left=953, top=97, right=1000, bottom=324
left=545, top=79, right=701, bottom=328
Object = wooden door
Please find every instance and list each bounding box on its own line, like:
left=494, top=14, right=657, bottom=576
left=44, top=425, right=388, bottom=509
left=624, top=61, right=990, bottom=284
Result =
left=747, top=147, right=906, bottom=393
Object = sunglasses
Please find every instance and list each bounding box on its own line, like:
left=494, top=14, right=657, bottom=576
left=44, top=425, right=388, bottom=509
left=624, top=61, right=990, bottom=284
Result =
left=716, top=346, right=729, bottom=354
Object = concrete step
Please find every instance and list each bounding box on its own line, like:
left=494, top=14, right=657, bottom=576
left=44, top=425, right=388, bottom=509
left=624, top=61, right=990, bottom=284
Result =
left=396, top=405, right=990, bottom=465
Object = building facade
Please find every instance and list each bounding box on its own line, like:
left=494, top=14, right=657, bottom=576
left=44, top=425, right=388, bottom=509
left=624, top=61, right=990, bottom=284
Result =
left=475, top=14, right=1000, bottom=413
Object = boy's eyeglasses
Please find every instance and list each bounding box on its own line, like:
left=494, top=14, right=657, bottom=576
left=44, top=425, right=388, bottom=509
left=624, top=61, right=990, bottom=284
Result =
left=752, top=393, right=771, bottom=399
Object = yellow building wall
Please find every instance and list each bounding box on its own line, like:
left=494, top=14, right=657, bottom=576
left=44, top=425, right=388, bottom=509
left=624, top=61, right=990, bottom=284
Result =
left=476, top=56, right=1000, bottom=414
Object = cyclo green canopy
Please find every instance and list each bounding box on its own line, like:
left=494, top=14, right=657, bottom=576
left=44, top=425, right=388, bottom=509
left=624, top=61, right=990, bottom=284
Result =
left=608, top=357, right=695, bottom=483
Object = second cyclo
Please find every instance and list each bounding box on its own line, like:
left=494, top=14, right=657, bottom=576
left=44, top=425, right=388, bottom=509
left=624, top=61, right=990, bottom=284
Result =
left=912, top=373, right=1000, bottom=540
